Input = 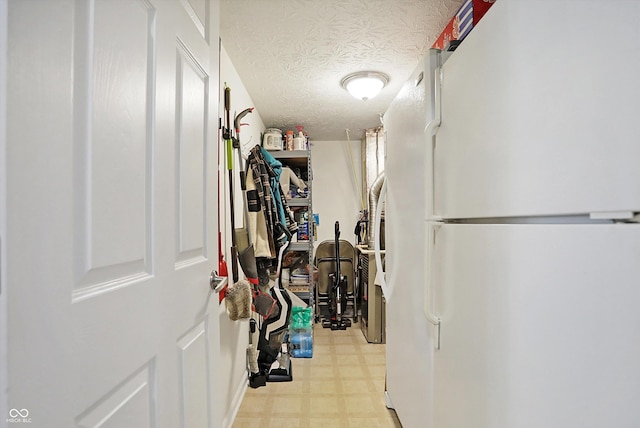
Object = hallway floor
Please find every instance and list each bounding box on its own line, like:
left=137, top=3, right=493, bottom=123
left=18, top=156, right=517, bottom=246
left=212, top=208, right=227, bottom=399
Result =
left=233, top=322, right=402, bottom=427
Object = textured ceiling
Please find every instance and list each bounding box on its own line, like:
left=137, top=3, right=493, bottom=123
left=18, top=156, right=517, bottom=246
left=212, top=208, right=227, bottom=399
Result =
left=220, top=0, right=464, bottom=141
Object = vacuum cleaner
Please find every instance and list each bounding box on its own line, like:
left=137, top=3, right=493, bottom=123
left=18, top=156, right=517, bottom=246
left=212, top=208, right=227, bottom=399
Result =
left=248, top=243, right=294, bottom=387
left=322, top=221, right=352, bottom=330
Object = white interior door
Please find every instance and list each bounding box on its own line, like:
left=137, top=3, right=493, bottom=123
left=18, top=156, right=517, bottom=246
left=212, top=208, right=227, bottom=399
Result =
left=432, top=223, right=640, bottom=428
left=6, top=0, right=221, bottom=427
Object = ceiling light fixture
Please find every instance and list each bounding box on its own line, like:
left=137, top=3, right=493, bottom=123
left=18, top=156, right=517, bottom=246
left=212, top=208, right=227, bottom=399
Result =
left=341, top=71, right=389, bottom=101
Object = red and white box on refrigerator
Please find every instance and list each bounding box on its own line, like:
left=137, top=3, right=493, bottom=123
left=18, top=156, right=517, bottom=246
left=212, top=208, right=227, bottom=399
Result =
left=432, top=0, right=495, bottom=50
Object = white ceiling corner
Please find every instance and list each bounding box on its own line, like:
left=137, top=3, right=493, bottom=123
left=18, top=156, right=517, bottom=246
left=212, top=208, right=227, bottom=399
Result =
left=220, top=0, right=464, bottom=141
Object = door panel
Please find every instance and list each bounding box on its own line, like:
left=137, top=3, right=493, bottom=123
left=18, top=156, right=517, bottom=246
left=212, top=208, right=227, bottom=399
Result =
left=73, top=0, right=154, bottom=298
left=177, top=322, right=210, bottom=428
left=76, top=364, right=155, bottom=428
left=434, top=1, right=640, bottom=219
left=7, top=0, right=220, bottom=427
left=433, top=224, right=640, bottom=428
left=90, top=0, right=152, bottom=271
left=176, top=39, right=208, bottom=265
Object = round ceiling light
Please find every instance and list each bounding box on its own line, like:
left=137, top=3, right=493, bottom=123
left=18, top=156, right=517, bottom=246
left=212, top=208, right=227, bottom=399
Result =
left=341, top=71, right=389, bottom=101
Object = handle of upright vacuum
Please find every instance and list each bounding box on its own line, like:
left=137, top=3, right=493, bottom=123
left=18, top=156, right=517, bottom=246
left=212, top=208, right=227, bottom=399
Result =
left=334, top=221, right=341, bottom=279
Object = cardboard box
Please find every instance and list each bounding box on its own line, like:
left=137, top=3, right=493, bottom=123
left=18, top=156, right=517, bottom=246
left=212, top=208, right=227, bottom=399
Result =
left=432, top=0, right=495, bottom=50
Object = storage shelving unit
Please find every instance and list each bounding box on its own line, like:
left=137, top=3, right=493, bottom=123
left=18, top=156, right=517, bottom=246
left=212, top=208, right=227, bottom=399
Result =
left=272, top=149, right=314, bottom=305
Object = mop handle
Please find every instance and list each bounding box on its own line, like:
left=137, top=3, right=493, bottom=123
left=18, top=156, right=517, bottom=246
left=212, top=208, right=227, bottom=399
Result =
left=225, top=86, right=233, bottom=171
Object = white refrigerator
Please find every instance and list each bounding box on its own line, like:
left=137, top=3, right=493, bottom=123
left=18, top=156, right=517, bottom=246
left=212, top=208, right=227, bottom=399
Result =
left=382, top=1, right=640, bottom=427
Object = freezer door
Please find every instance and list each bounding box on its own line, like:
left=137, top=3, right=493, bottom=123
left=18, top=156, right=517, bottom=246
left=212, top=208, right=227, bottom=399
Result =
left=435, top=1, right=640, bottom=219
left=432, top=223, right=640, bottom=428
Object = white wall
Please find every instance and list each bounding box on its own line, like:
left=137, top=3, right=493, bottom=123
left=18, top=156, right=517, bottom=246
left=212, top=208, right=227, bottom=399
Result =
left=219, top=46, right=265, bottom=233
left=217, top=45, right=265, bottom=428
left=310, top=139, right=363, bottom=249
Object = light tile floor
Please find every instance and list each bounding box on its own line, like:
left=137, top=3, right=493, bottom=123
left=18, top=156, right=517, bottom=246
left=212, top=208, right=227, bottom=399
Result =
left=233, top=322, right=402, bottom=427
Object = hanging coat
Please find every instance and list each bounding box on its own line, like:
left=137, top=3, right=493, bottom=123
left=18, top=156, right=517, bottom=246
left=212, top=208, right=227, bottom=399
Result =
left=246, top=146, right=277, bottom=258
left=245, top=167, right=273, bottom=259
left=246, top=146, right=297, bottom=260
left=261, top=147, right=299, bottom=239
left=260, top=147, right=287, bottom=229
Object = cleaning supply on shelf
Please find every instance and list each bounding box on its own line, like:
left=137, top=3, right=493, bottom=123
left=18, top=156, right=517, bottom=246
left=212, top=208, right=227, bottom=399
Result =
left=263, top=128, right=283, bottom=150
left=297, top=222, right=309, bottom=241
left=293, top=125, right=306, bottom=150
left=285, top=130, right=294, bottom=151
left=297, top=210, right=310, bottom=240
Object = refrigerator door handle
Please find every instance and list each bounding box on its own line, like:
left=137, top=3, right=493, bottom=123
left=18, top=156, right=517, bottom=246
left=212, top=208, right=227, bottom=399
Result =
left=425, top=221, right=441, bottom=349
left=424, top=66, right=442, bottom=134
left=425, top=65, right=442, bottom=220
left=424, top=58, right=443, bottom=347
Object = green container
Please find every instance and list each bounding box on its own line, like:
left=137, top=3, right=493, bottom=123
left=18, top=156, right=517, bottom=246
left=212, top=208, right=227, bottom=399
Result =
left=290, top=306, right=313, bottom=330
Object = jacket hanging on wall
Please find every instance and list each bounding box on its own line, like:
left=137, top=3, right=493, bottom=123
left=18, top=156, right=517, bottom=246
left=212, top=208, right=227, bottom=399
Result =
left=246, top=145, right=297, bottom=265
left=260, top=147, right=298, bottom=237
left=245, top=167, right=274, bottom=259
